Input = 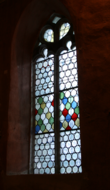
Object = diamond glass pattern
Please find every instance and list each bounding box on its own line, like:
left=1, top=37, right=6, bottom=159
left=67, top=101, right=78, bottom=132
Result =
left=34, top=133, right=55, bottom=174
left=35, top=94, right=54, bottom=134
left=60, top=88, right=79, bottom=131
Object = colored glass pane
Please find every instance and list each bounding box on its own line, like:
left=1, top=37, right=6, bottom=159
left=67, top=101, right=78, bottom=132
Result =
left=75, top=106, right=79, bottom=115
left=75, top=118, right=80, bottom=127
left=60, top=92, right=64, bottom=99
left=62, top=109, right=68, bottom=117
left=72, top=101, right=77, bottom=109
left=46, top=112, right=51, bottom=119
left=60, top=122, right=62, bottom=128
left=65, top=102, right=71, bottom=110
left=35, top=109, right=38, bottom=115
left=65, top=114, right=71, bottom=122
left=38, top=97, right=43, bottom=104
left=38, top=119, right=43, bottom=125
left=66, top=126, right=71, bottom=130
left=44, top=129, right=48, bottom=133
left=35, top=125, right=40, bottom=134
left=41, top=102, right=46, bottom=109
left=71, top=113, right=77, bottom=121
left=51, top=100, right=54, bottom=106
left=52, top=124, right=54, bottom=130
left=38, top=108, right=43, bottom=115
left=63, top=121, right=68, bottom=129
left=35, top=120, right=37, bottom=126
left=41, top=124, right=45, bottom=132
left=68, top=96, right=74, bottom=103
left=60, top=111, right=62, bottom=116
left=62, top=97, right=68, bottom=105
left=49, top=117, right=54, bottom=124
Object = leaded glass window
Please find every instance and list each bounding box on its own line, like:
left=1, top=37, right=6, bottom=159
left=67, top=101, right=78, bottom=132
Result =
left=32, top=14, right=82, bottom=174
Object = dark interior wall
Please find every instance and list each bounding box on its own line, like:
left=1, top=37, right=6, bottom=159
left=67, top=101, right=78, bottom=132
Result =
left=0, top=0, right=110, bottom=189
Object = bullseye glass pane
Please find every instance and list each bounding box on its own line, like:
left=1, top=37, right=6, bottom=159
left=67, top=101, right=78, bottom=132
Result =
left=60, top=130, right=82, bottom=173
left=34, top=133, right=55, bottom=174
left=35, top=56, right=54, bottom=96
left=59, top=48, right=77, bottom=91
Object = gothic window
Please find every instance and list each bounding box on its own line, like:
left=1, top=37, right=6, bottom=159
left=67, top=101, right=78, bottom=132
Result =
left=32, top=14, right=82, bottom=174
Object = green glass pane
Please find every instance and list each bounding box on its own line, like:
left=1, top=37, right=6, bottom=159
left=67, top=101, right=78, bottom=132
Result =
left=49, top=117, right=54, bottom=124
left=60, top=92, right=64, bottom=100
left=38, top=119, right=43, bottom=125
left=75, top=106, right=79, bottom=114
left=65, top=102, right=71, bottom=110
left=41, top=124, right=45, bottom=132
left=60, top=111, right=62, bottom=116
left=38, top=108, right=43, bottom=115
left=68, top=96, right=74, bottom=103
left=38, top=97, right=43, bottom=104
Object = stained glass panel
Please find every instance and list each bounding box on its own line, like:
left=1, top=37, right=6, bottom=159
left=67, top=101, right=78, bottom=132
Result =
left=60, top=88, right=79, bottom=131
left=60, top=130, right=82, bottom=173
left=59, top=48, right=77, bottom=91
left=59, top=48, right=81, bottom=173
left=44, top=29, right=54, bottom=42
left=60, top=23, right=70, bottom=39
left=35, top=55, right=54, bottom=96
left=35, top=94, right=54, bottom=134
left=34, top=133, right=55, bottom=174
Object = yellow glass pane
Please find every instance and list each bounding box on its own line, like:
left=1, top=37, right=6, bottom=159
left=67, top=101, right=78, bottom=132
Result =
left=52, top=124, right=54, bottom=130
left=41, top=102, right=46, bottom=109
left=35, top=120, right=37, bottom=126
left=43, top=129, right=48, bottom=133
left=46, top=112, right=51, bottom=119
left=75, top=118, right=80, bottom=127
left=63, top=121, right=68, bottom=129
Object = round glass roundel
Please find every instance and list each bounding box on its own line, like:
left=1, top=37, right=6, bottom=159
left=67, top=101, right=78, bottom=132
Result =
left=44, top=29, right=54, bottom=42
left=60, top=23, right=70, bottom=39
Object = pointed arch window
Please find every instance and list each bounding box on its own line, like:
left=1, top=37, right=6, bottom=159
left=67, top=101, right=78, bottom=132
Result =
left=32, top=14, right=82, bottom=174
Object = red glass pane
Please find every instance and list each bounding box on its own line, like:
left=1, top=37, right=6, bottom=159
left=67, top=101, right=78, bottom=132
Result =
left=35, top=109, right=38, bottom=115
left=62, top=108, right=68, bottom=117
left=66, top=126, right=71, bottom=130
left=51, top=100, right=54, bottom=107
left=71, top=113, right=77, bottom=121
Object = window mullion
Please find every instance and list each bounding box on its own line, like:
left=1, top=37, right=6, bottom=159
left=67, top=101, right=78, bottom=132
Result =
left=54, top=54, right=60, bottom=174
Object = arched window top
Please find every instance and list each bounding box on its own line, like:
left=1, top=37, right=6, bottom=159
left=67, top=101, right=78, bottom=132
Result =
left=33, top=14, right=75, bottom=59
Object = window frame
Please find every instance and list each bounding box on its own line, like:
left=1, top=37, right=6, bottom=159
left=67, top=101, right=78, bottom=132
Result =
left=32, top=14, right=81, bottom=174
